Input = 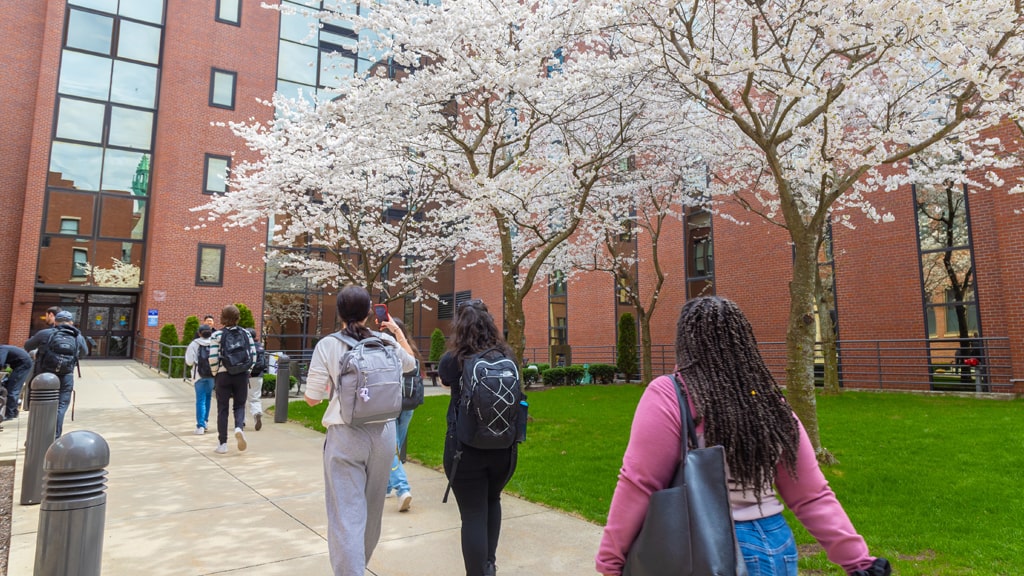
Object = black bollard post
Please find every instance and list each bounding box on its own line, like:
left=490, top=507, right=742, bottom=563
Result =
left=34, top=430, right=110, bottom=576
left=21, top=373, right=61, bottom=506
left=274, top=353, right=291, bottom=423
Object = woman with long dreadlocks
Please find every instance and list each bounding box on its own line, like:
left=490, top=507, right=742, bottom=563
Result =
left=596, top=297, right=890, bottom=576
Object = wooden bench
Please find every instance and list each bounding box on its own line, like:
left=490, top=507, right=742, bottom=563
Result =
left=423, top=361, right=441, bottom=386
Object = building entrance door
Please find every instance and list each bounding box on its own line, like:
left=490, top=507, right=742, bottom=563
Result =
left=31, top=292, right=137, bottom=359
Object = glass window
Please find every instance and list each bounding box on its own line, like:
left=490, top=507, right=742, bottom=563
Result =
left=204, top=155, right=230, bottom=194
left=45, top=191, right=95, bottom=235
left=72, top=247, right=89, bottom=278
left=55, top=98, right=105, bottom=143
left=197, top=244, right=225, bottom=285
left=320, top=49, right=355, bottom=88
left=99, top=194, right=146, bottom=240
left=102, top=149, right=149, bottom=192
left=917, top=183, right=969, bottom=252
left=116, top=20, right=162, bottom=64
left=108, top=106, right=154, bottom=150
left=216, top=0, right=241, bottom=25
left=276, top=80, right=315, bottom=105
left=119, top=0, right=164, bottom=25
left=66, top=9, right=114, bottom=55
left=210, top=69, right=236, bottom=109
left=60, top=218, right=80, bottom=235
left=110, top=60, right=158, bottom=108
left=49, top=142, right=103, bottom=190
left=280, top=7, right=319, bottom=45
left=944, top=303, right=979, bottom=335
left=684, top=209, right=715, bottom=298
left=58, top=50, right=112, bottom=100
left=278, top=41, right=318, bottom=85
left=68, top=0, right=117, bottom=13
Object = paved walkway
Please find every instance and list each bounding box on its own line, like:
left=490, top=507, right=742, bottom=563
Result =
left=2, top=360, right=603, bottom=575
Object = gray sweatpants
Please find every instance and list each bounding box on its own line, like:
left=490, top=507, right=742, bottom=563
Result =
left=323, top=421, right=396, bottom=576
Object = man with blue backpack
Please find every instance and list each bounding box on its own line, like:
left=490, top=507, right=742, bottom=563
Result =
left=208, top=305, right=255, bottom=455
left=24, top=310, right=88, bottom=437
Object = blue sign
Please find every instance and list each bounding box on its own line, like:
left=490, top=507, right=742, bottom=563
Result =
left=147, top=309, right=158, bottom=327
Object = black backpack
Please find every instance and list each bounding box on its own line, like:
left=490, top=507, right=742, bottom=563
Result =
left=39, top=325, right=81, bottom=377
left=250, top=341, right=267, bottom=377
left=455, top=349, right=525, bottom=449
left=218, top=327, right=253, bottom=375
left=196, top=344, right=214, bottom=378
left=401, top=360, right=425, bottom=411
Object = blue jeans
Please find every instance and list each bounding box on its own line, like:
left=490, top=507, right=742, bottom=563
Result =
left=55, top=373, right=75, bottom=438
left=388, top=409, right=414, bottom=494
left=5, top=359, right=32, bottom=418
left=734, top=513, right=798, bottom=576
left=194, top=377, right=214, bottom=429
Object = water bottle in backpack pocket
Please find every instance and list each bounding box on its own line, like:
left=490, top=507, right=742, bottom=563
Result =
left=330, top=333, right=404, bottom=426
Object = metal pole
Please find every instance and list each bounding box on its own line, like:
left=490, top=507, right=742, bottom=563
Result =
left=21, top=373, right=61, bottom=506
left=34, top=430, right=110, bottom=576
left=274, top=353, right=291, bottom=423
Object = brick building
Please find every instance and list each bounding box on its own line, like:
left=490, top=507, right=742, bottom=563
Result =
left=2, top=1, right=1022, bottom=394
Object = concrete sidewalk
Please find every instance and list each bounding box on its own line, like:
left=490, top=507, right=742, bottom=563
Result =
left=4, top=360, right=604, bottom=575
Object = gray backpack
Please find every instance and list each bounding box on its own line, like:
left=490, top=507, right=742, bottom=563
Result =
left=329, top=332, right=404, bottom=426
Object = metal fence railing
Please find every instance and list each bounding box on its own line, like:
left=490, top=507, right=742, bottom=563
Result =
left=136, top=338, right=315, bottom=389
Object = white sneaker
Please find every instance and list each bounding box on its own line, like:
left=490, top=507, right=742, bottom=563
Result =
left=385, top=490, right=394, bottom=499
left=235, top=427, right=247, bottom=452
left=398, top=491, right=412, bottom=512
left=214, top=443, right=228, bottom=454
left=194, top=427, right=205, bottom=435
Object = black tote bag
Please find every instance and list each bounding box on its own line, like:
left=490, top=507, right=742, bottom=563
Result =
left=623, top=375, right=748, bottom=576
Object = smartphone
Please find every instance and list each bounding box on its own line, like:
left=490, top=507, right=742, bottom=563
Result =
left=373, top=304, right=389, bottom=323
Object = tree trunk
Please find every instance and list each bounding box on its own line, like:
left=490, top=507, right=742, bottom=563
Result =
left=786, top=234, right=835, bottom=463
left=816, top=268, right=841, bottom=395
left=503, top=275, right=527, bottom=368
left=638, top=308, right=654, bottom=384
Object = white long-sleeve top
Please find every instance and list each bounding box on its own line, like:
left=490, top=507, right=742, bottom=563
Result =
left=305, top=331, right=416, bottom=427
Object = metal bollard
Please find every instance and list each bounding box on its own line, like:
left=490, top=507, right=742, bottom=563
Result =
left=21, top=373, right=61, bottom=506
left=34, top=430, right=110, bottom=576
left=274, top=353, right=291, bottom=423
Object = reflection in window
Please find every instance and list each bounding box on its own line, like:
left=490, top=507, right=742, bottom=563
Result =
left=45, top=191, right=96, bottom=235
left=69, top=0, right=117, bottom=13
left=58, top=50, right=113, bottom=100
left=217, top=0, right=241, bottom=25
left=684, top=209, right=715, bottom=298
left=205, top=155, right=230, bottom=194
left=108, top=106, right=153, bottom=150
left=56, top=98, right=105, bottom=143
left=72, top=248, right=89, bottom=278
left=118, top=0, right=164, bottom=25
left=278, top=42, right=319, bottom=85
left=50, top=142, right=103, bottom=190
left=110, top=60, right=158, bottom=108
left=60, top=218, right=80, bottom=235
left=116, top=20, right=162, bottom=65
left=99, top=195, right=146, bottom=240
left=66, top=9, right=113, bottom=55
left=197, top=244, right=225, bottom=286
left=102, top=149, right=148, bottom=192
left=210, top=69, right=236, bottom=109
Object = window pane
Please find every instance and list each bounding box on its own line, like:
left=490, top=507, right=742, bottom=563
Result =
left=66, top=9, right=113, bottom=55
left=688, top=278, right=715, bottom=299
left=108, top=106, right=154, bottom=150
left=278, top=41, right=318, bottom=85
left=45, top=190, right=96, bottom=235
left=68, top=0, right=117, bottom=13
left=38, top=237, right=90, bottom=284
left=72, top=248, right=89, bottom=278
left=58, top=50, right=112, bottom=100
left=217, top=0, right=240, bottom=23
left=276, top=80, right=315, bottom=105
left=916, top=183, right=969, bottom=251
left=211, top=70, right=236, bottom=108
left=280, top=7, right=318, bottom=45
left=921, top=249, right=974, bottom=304
left=117, top=20, right=162, bottom=64
left=49, top=142, right=103, bottom=190
left=60, top=218, right=80, bottom=235
left=102, top=149, right=150, bottom=192
left=943, top=303, right=979, bottom=336
left=55, top=98, right=105, bottom=143
left=93, top=240, right=143, bottom=287
left=320, top=50, right=355, bottom=88
left=119, top=0, right=164, bottom=24
left=205, top=156, right=229, bottom=193
left=110, top=61, right=158, bottom=108
left=99, top=194, right=146, bottom=240
left=199, top=246, right=224, bottom=284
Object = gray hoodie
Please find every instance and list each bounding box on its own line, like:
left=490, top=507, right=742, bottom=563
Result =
left=184, top=335, right=214, bottom=380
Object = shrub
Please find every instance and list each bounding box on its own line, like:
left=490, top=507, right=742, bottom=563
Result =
left=542, top=367, right=568, bottom=386
left=182, top=315, right=200, bottom=345
left=522, top=366, right=540, bottom=387
left=159, top=323, right=182, bottom=377
left=236, top=303, right=256, bottom=329
left=262, top=373, right=299, bottom=396
left=587, top=363, right=617, bottom=384
left=564, top=365, right=585, bottom=385
left=429, top=328, right=446, bottom=362
left=617, top=313, right=638, bottom=382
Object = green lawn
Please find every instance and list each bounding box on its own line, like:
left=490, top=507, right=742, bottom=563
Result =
left=287, top=388, right=1024, bottom=575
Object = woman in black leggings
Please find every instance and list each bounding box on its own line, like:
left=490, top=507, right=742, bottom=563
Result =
left=439, top=299, right=518, bottom=576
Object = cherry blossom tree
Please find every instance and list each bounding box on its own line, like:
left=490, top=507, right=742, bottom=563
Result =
left=620, top=0, right=1024, bottom=458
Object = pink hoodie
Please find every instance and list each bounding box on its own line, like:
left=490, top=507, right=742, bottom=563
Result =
left=595, top=375, right=875, bottom=575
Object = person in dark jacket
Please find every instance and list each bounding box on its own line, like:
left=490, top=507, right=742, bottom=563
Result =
left=24, top=311, right=88, bottom=436
left=0, top=345, right=32, bottom=419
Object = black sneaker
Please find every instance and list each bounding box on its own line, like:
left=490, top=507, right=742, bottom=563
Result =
left=484, top=561, right=496, bottom=576
left=254, top=413, right=263, bottom=431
